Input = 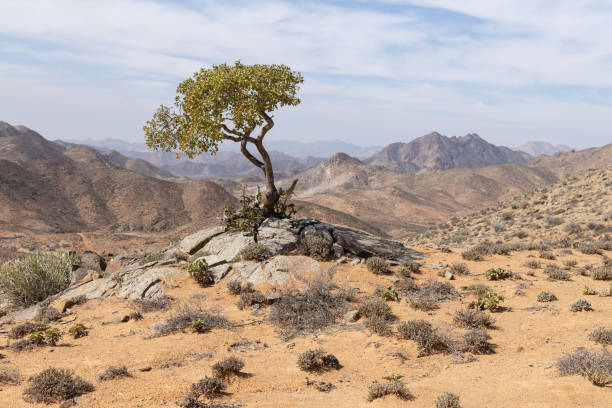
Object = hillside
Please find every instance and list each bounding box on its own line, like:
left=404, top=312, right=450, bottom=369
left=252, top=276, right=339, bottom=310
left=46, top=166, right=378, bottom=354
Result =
left=365, top=132, right=531, bottom=173
left=530, top=143, right=612, bottom=178
left=418, top=165, right=612, bottom=246
left=516, top=141, right=572, bottom=157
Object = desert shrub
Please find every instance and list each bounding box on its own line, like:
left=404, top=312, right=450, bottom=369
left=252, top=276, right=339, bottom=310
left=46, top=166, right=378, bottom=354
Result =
left=69, top=324, right=88, bottom=339
left=436, top=392, right=461, bottom=408
left=516, top=230, right=528, bottom=239
left=366, top=257, right=390, bottom=275
left=485, top=267, right=509, bottom=281
left=462, top=247, right=486, bottom=261
left=399, top=261, right=420, bottom=277
left=189, top=376, right=226, bottom=399
left=187, top=259, right=213, bottom=286
left=297, top=349, right=340, bottom=372
left=591, top=266, right=611, bottom=281
left=44, top=328, right=61, bottom=346
left=0, top=252, right=76, bottom=308
left=380, top=289, right=399, bottom=302
left=564, top=222, right=582, bottom=234
left=97, top=366, right=131, bottom=381
left=395, top=278, right=418, bottom=293
left=460, top=329, right=492, bottom=354
left=564, top=259, right=578, bottom=269
left=462, top=284, right=491, bottom=297
left=9, top=321, right=48, bottom=339
left=582, top=286, right=597, bottom=295
left=409, top=296, right=438, bottom=311
left=449, top=263, right=469, bottom=275
left=299, top=235, right=331, bottom=260
left=536, top=291, right=557, bottom=302
left=416, top=280, right=457, bottom=302
left=139, top=252, right=164, bottom=265
left=577, top=242, right=603, bottom=255
left=237, top=290, right=267, bottom=310
left=34, top=306, right=62, bottom=323
left=22, top=368, right=94, bottom=403
left=539, top=250, right=556, bottom=260
left=588, top=327, right=612, bottom=346
left=365, top=314, right=393, bottom=336
left=10, top=339, right=33, bottom=352
left=226, top=280, right=254, bottom=295
left=546, top=216, right=564, bottom=226
left=29, top=331, right=46, bottom=345
left=269, top=280, right=346, bottom=340
left=132, top=296, right=172, bottom=313
left=468, top=291, right=504, bottom=312
left=358, top=299, right=394, bottom=336
left=151, top=300, right=231, bottom=337
left=452, top=308, right=495, bottom=329
left=570, top=299, right=593, bottom=312
left=239, top=243, right=272, bottom=261
left=0, top=367, right=20, bottom=386
left=545, top=264, right=571, bottom=281
left=367, top=378, right=412, bottom=401
left=524, top=260, right=541, bottom=269
left=212, top=357, right=245, bottom=380
left=556, top=348, right=611, bottom=387
left=397, top=320, right=451, bottom=356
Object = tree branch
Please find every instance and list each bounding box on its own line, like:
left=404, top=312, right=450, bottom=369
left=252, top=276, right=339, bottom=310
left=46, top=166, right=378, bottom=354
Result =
left=258, top=110, right=274, bottom=141
left=241, top=139, right=264, bottom=169
left=221, top=124, right=246, bottom=138
left=221, top=133, right=242, bottom=143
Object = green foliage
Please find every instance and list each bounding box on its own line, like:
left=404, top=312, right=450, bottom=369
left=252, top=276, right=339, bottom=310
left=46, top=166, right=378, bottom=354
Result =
left=468, top=291, right=504, bottom=311
left=0, top=252, right=77, bottom=308
left=44, top=328, right=61, bottom=346
left=144, top=61, right=303, bottom=158
left=224, top=186, right=295, bottom=232
left=68, top=324, right=88, bottom=339
left=29, top=331, right=46, bottom=345
left=299, top=234, right=332, bottom=260
left=187, top=259, right=213, bottom=286
left=485, top=267, right=509, bottom=281
left=380, top=289, right=399, bottom=302
left=582, top=286, right=597, bottom=295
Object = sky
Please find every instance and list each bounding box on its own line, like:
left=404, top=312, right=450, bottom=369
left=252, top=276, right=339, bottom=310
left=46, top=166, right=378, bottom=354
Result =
left=1, top=0, right=611, bottom=149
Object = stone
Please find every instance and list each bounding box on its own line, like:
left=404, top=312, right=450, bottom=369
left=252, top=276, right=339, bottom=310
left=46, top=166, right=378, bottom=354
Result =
left=257, top=218, right=299, bottom=255
left=332, top=243, right=344, bottom=258
left=425, top=262, right=448, bottom=268
left=343, top=310, right=359, bottom=323
left=210, top=264, right=231, bottom=283
left=332, top=225, right=422, bottom=263
left=80, top=251, right=106, bottom=272
left=200, top=232, right=255, bottom=262
left=350, top=258, right=362, bottom=265
left=73, top=271, right=102, bottom=285
left=114, top=267, right=182, bottom=299
left=228, top=262, right=265, bottom=285
left=335, top=256, right=347, bottom=264
left=195, top=255, right=226, bottom=268
left=444, top=271, right=455, bottom=280
left=179, top=225, right=225, bottom=254
left=69, top=267, right=88, bottom=284
left=300, top=224, right=334, bottom=243
left=263, top=255, right=321, bottom=284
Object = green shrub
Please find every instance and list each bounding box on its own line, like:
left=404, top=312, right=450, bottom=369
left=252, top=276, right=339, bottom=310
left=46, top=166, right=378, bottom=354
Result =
left=9, top=321, right=48, bottom=339
left=536, top=291, right=557, bottom=302
left=436, top=392, right=461, bottom=408
left=468, top=291, right=504, bottom=312
left=485, top=268, right=509, bottom=281
left=297, top=349, right=340, bottom=372
left=29, top=331, right=45, bottom=345
left=187, top=259, right=213, bottom=286
left=44, top=328, right=61, bottom=346
left=0, top=252, right=76, bottom=308
left=380, top=289, right=398, bottom=302
left=69, top=324, right=88, bottom=339
left=299, top=235, right=331, bottom=260
left=582, top=286, right=597, bottom=295
left=366, top=257, right=390, bottom=274
left=452, top=308, right=495, bottom=329
left=22, top=367, right=94, bottom=403
left=239, top=243, right=272, bottom=261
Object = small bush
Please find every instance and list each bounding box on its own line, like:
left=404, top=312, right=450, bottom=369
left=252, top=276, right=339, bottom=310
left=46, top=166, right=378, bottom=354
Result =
left=539, top=250, right=556, bottom=260
left=582, top=286, right=597, bottom=295
left=189, top=376, right=226, bottom=399
left=524, top=260, right=541, bottom=269
left=416, top=280, right=457, bottom=302
left=578, top=242, right=603, bottom=255
left=365, top=314, right=393, bottom=336
left=564, top=222, right=582, bottom=234
left=0, top=367, right=20, bottom=386
left=397, top=320, right=451, bottom=356
left=34, top=306, right=62, bottom=324
left=592, top=266, right=611, bottom=281
left=139, top=252, right=163, bottom=265
left=460, top=329, right=492, bottom=354
left=299, top=235, right=331, bottom=260
left=97, top=366, right=131, bottom=381
left=536, top=291, right=557, bottom=302
left=227, top=280, right=254, bottom=295
left=187, top=259, right=213, bottom=286
left=399, top=261, right=420, bottom=277
left=358, top=299, right=394, bottom=336
left=463, top=284, right=491, bottom=297
left=409, top=296, right=438, bottom=311
left=237, top=290, right=267, bottom=310
left=29, top=331, right=46, bottom=345
left=297, top=349, right=340, bottom=372
left=436, top=392, right=461, bottom=408
left=366, top=257, right=390, bottom=275
left=588, top=327, right=612, bottom=346
left=151, top=300, right=231, bottom=337
left=22, top=368, right=94, bottom=403
left=545, top=264, right=571, bottom=281
left=563, top=259, right=578, bottom=269
left=468, top=291, right=504, bottom=312
left=570, top=299, right=593, bottom=312
left=462, top=247, right=485, bottom=261
left=453, top=308, right=495, bottom=329
left=556, top=348, right=611, bottom=387
left=69, top=324, right=88, bottom=339
left=212, top=357, right=245, bottom=380
left=367, top=379, right=412, bottom=402
left=0, top=252, right=76, bottom=308
left=44, top=328, right=61, bottom=346
left=449, top=263, right=469, bottom=275
left=485, top=268, right=509, bottom=281
left=239, top=243, right=272, bottom=261
left=395, top=278, right=418, bottom=293
left=9, top=321, right=48, bottom=339
left=132, top=297, right=172, bottom=313
left=380, top=289, right=398, bottom=302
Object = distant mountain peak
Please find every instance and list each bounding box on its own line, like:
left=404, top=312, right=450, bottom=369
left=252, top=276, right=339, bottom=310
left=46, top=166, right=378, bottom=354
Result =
left=326, top=152, right=362, bottom=166
left=516, top=141, right=572, bottom=157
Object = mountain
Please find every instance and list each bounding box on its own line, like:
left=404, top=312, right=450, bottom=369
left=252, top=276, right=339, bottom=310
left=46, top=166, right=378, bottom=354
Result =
left=516, top=141, right=572, bottom=157
left=364, top=132, right=532, bottom=173
left=529, top=143, right=612, bottom=178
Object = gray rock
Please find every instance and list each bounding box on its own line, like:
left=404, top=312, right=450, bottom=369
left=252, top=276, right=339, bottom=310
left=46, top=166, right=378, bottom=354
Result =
left=263, top=255, right=321, bottom=284
left=210, top=264, right=231, bottom=283
left=332, top=226, right=422, bottom=263
left=200, top=232, right=255, bottom=262
left=343, top=310, right=359, bottom=323
left=425, top=262, right=448, bottom=269
left=114, top=267, right=182, bottom=299
left=179, top=225, right=225, bottom=255
left=444, top=271, right=455, bottom=280
left=350, top=258, right=362, bottom=265
left=300, top=224, right=334, bottom=243
left=194, top=255, right=226, bottom=268
left=80, top=251, right=106, bottom=272
left=335, top=256, right=347, bottom=264
left=69, top=267, right=89, bottom=284
left=228, top=262, right=265, bottom=285
left=332, top=243, right=344, bottom=258
left=258, top=218, right=298, bottom=255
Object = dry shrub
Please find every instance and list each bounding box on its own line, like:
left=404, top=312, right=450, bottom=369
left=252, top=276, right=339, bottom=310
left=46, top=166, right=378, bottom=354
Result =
left=34, top=306, right=62, bottom=323
left=460, top=329, right=493, bottom=354
left=237, top=290, right=267, bottom=310
left=297, top=349, right=340, bottom=372
left=544, top=264, right=571, bottom=281
left=398, top=261, right=420, bottom=277
left=22, top=368, right=94, bottom=403
left=588, top=327, right=612, bottom=346
left=0, top=367, right=20, bottom=386
left=239, top=243, right=271, bottom=262
left=395, top=278, right=418, bottom=294
left=452, top=308, right=495, bottom=329
left=132, top=296, right=172, bottom=313
left=269, top=279, right=346, bottom=340
left=591, top=266, right=611, bottom=281
left=97, top=366, right=131, bottom=381
left=397, top=320, right=451, bottom=356
left=570, top=299, right=593, bottom=312
left=436, top=392, right=461, bottom=408
left=212, top=357, right=245, bottom=380
left=150, top=299, right=231, bottom=337
left=366, top=257, right=390, bottom=274
left=415, top=280, right=457, bottom=302
left=189, top=376, right=226, bottom=399
left=524, top=260, right=541, bottom=269
left=358, top=299, right=394, bottom=336
left=556, top=348, right=611, bottom=386
left=536, top=291, right=557, bottom=302
left=299, top=235, right=332, bottom=260
left=226, top=280, right=253, bottom=295
left=367, top=379, right=412, bottom=402
left=9, top=321, right=48, bottom=339
left=408, top=296, right=438, bottom=311
left=449, top=263, right=469, bottom=275
left=462, top=284, right=491, bottom=297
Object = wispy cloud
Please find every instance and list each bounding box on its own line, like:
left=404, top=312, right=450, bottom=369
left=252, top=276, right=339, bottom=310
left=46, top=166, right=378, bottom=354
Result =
left=0, top=0, right=610, bottom=148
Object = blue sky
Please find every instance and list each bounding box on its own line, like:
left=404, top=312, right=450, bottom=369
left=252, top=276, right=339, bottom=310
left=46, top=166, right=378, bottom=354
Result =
left=1, top=0, right=611, bottom=149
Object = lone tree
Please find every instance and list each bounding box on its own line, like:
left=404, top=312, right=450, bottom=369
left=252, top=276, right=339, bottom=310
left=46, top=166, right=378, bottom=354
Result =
left=144, top=61, right=303, bottom=217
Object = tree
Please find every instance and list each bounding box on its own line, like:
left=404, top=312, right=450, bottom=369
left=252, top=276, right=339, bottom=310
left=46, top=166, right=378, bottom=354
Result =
left=143, top=61, right=303, bottom=217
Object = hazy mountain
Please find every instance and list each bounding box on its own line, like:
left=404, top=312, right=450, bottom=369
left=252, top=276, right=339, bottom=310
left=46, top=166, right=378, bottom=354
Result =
left=529, top=142, right=612, bottom=178
left=365, top=132, right=532, bottom=173
left=516, top=141, right=572, bottom=157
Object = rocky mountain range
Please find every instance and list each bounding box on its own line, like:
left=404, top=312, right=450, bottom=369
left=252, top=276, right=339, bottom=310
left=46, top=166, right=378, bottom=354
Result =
left=516, top=141, right=572, bottom=157
left=364, top=132, right=532, bottom=173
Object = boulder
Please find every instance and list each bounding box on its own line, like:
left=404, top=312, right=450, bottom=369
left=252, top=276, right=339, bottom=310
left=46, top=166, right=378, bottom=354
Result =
left=331, top=226, right=422, bottom=262
left=80, top=251, right=106, bottom=272
left=69, top=267, right=89, bottom=284
left=257, top=218, right=299, bottom=255
left=210, top=264, right=231, bottom=283
left=179, top=225, right=225, bottom=255
left=263, top=255, right=321, bottom=284
left=228, top=262, right=265, bottom=285
left=199, top=231, right=255, bottom=262
left=114, top=267, right=182, bottom=299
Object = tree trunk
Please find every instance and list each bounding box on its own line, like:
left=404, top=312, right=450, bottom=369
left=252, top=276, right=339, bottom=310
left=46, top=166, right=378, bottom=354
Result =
left=255, top=140, right=278, bottom=218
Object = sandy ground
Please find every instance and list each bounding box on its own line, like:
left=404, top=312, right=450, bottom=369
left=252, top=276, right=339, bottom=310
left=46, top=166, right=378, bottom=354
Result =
left=0, top=247, right=610, bottom=407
